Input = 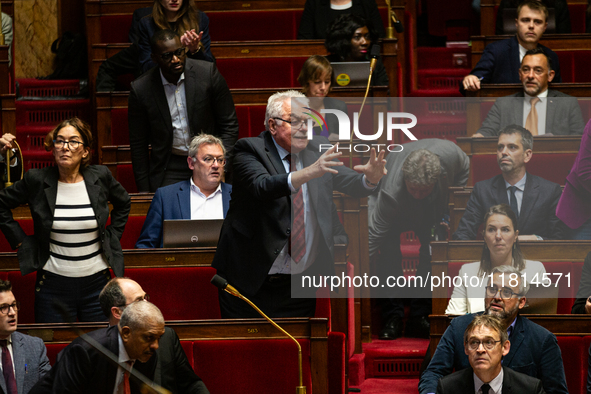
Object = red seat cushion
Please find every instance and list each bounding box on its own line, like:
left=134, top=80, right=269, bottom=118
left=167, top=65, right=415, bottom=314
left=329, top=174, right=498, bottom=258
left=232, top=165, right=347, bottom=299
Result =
left=124, top=267, right=221, bottom=320
left=116, top=164, right=138, bottom=194
left=45, top=343, right=68, bottom=365
left=208, top=10, right=302, bottom=41
left=541, top=261, right=573, bottom=314
left=216, top=58, right=308, bottom=89
left=192, top=339, right=312, bottom=393
left=120, top=216, right=146, bottom=249
left=7, top=271, right=36, bottom=324
left=557, top=336, right=585, bottom=394
left=111, top=108, right=129, bottom=145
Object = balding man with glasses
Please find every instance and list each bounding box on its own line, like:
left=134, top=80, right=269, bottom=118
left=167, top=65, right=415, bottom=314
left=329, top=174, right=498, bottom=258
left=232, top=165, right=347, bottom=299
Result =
left=135, top=134, right=232, bottom=248
left=420, top=265, right=567, bottom=394
left=128, top=29, right=238, bottom=192
left=0, top=279, right=50, bottom=394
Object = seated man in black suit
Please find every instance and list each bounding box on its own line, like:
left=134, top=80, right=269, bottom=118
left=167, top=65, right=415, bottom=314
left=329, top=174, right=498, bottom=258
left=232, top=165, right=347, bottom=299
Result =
left=128, top=29, right=238, bottom=192
left=453, top=125, right=565, bottom=240
left=420, top=265, right=568, bottom=394
left=99, top=278, right=209, bottom=393
left=437, top=314, right=545, bottom=394
left=31, top=301, right=165, bottom=394
left=462, top=0, right=561, bottom=93
left=473, top=48, right=584, bottom=137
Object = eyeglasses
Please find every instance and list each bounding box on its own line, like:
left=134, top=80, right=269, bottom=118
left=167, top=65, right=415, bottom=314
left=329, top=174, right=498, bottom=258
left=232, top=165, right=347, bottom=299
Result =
left=0, top=301, right=20, bottom=315
left=158, top=47, right=187, bottom=62
left=201, top=157, right=226, bottom=166
left=486, top=286, right=521, bottom=299
left=273, top=117, right=308, bottom=131
left=116, top=294, right=150, bottom=308
left=54, top=139, right=84, bottom=151
left=466, top=338, right=501, bottom=351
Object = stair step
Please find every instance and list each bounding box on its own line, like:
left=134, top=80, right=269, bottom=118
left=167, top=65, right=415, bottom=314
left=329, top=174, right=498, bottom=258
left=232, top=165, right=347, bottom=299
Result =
left=351, top=378, right=419, bottom=393
left=363, top=338, right=429, bottom=379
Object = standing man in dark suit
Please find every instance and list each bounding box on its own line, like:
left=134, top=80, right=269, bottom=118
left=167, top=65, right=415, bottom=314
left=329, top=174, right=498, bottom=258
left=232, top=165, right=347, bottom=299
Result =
left=453, top=125, right=565, bottom=240
left=0, top=280, right=50, bottom=394
left=473, top=48, right=584, bottom=137
left=420, top=265, right=568, bottom=394
left=128, top=29, right=238, bottom=192
left=369, top=139, right=470, bottom=339
left=462, top=0, right=561, bottom=93
left=31, top=301, right=165, bottom=394
left=436, top=314, right=545, bottom=394
left=135, top=134, right=232, bottom=248
left=212, top=90, right=386, bottom=318
left=99, top=278, right=209, bottom=394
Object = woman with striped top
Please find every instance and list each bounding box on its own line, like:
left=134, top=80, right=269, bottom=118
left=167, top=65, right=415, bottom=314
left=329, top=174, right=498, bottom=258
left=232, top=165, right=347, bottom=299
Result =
left=0, top=118, right=130, bottom=323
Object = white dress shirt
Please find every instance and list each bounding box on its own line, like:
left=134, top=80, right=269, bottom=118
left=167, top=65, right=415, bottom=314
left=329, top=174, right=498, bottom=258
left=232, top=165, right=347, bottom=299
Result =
left=160, top=70, right=191, bottom=155
left=522, top=89, right=549, bottom=135
left=190, top=178, right=224, bottom=219
left=113, top=333, right=134, bottom=394
left=0, top=334, right=15, bottom=376
left=474, top=367, right=503, bottom=394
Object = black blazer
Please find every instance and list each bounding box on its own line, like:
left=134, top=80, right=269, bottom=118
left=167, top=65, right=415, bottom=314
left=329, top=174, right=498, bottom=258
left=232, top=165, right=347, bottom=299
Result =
left=0, top=165, right=130, bottom=277
left=128, top=58, right=239, bottom=192
left=436, top=366, right=546, bottom=394
left=452, top=173, right=566, bottom=240
left=153, top=327, right=209, bottom=394
left=212, top=131, right=373, bottom=296
left=297, top=0, right=386, bottom=39
left=30, top=326, right=157, bottom=394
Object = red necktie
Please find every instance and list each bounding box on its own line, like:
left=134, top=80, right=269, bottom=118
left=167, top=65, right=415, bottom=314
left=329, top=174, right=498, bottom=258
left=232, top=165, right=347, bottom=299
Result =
left=286, top=154, right=306, bottom=263
left=118, top=360, right=132, bottom=394
left=0, top=340, right=17, bottom=394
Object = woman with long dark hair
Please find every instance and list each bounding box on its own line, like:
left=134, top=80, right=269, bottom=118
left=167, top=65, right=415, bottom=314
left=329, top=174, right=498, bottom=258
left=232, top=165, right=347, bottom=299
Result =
left=137, top=0, right=214, bottom=73
left=445, top=204, right=547, bottom=315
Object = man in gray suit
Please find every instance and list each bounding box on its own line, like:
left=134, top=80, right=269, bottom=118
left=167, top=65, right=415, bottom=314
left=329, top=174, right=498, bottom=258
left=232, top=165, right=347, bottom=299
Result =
left=369, top=139, right=470, bottom=339
left=128, top=29, right=238, bottom=192
left=0, top=279, right=50, bottom=394
left=474, top=47, right=584, bottom=137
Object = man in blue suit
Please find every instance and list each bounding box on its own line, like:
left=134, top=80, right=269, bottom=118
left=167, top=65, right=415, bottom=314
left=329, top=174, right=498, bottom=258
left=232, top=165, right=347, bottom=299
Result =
left=419, top=265, right=568, bottom=394
left=462, top=0, right=561, bottom=93
left=136, top=134, right=232, bottom=248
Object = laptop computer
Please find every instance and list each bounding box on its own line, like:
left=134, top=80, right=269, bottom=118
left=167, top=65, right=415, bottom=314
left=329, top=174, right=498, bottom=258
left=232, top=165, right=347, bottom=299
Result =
left=162, top=219, right=224, bottom=248
left=330, top=61, right=371, bottom=87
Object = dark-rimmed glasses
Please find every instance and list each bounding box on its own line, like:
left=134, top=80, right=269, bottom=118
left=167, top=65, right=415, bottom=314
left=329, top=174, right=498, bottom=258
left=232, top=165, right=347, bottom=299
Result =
left=273, top=117, right=307, bottom=131
left=486, top=286, right=521, bottom=299
left=54, top=139, right=84, bottom=151
left=466, top=338, right=501, bottom=351
left=158, top=48, right=187, bottom=62
left=0, top=301, right=20, bottom=315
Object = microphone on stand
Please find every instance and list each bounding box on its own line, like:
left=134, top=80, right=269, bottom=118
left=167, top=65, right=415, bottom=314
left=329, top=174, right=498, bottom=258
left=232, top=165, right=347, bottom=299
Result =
left=391, top=10, right=404, bottom=33
left=211, top=274, right=307, bottom=394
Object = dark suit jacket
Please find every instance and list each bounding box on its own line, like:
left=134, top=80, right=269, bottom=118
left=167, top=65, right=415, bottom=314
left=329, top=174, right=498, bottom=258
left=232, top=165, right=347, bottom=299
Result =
left=30, top=326, right=157, bottom=394
left=297, top=0, right=385, bottom=39
left=468, top=36, right=561, bottom=85
left=436, top=366, right=546, bottom=394
left=476, top=90, right=585, bottom=136
left=154, top=327, right=209, bottom=394
left=0, top=332, right=51, bottom=394
left=452, top=173, right=565, bottom=240
left=135, top=180, right=232, bottom=248
left=0, top=165, right=130, bottom=276
left=419, top=314, right=568, bottom=394
left=128, top=58, right=239, bottom=192
left=212, top=131, right=373, bottom=296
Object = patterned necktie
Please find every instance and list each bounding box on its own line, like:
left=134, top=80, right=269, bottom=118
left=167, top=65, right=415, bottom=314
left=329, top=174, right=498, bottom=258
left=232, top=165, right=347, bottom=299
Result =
left=0, top=340, right=17, bottom=394
left=524, top=97, right=540, bottom=135
left=508, top=186, right=519, bottom=218
left=286, top=154, right=306, bottom=263
left=481, top=383, right=491, bottom=394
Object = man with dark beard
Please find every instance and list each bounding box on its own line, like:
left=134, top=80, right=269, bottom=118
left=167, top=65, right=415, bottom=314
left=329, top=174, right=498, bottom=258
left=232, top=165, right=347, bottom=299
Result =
left=419, top=265, right=568, bottom=394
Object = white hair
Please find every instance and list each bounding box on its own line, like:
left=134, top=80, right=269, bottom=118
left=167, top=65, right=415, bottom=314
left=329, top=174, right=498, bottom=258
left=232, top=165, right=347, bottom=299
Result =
left=264, top=90, right=308, bottom=130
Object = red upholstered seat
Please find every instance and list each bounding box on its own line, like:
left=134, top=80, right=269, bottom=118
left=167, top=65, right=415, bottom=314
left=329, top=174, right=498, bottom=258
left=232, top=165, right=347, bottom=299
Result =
left=7, top=271, right=36, bottom=324
left=124, top=267, right=221, bottom=320
left=215, top=58, right=308, bottom=89
left=111, top=108, right=130, bottom=145
left=471, top=153, right=575, bottom=185
left=0, top=219, right=34, bottom=252
left=100, top=15, right=133, bottom=43
left=557, top=336, right=586, bottom=394
left=119, top=216, right=146, bottom=249
left=192, top=339, right=312, bottom=393
left=208, top=10, right=303, bottom=41
left=116, top=164, right=138, bottom=194
left=328, top=332, right=346, bottom=394
left=181, top=341, right=194, bottom=369
left=541, top=261, right=574, bottom=314
left=45, top=343, right=68, bottom=365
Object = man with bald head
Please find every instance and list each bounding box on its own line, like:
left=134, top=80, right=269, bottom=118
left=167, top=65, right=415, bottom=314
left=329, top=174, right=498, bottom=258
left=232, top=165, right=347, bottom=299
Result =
left=99, top=277, right=209, bottom=393
left=32, top=301, right=165, bottom=393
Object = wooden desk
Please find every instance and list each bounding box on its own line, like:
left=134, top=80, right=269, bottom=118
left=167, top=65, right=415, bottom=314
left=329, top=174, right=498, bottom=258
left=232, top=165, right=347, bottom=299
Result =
left=430, top=240, right=591, bottom=314
left=20, top=317, right=330, bottom=394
